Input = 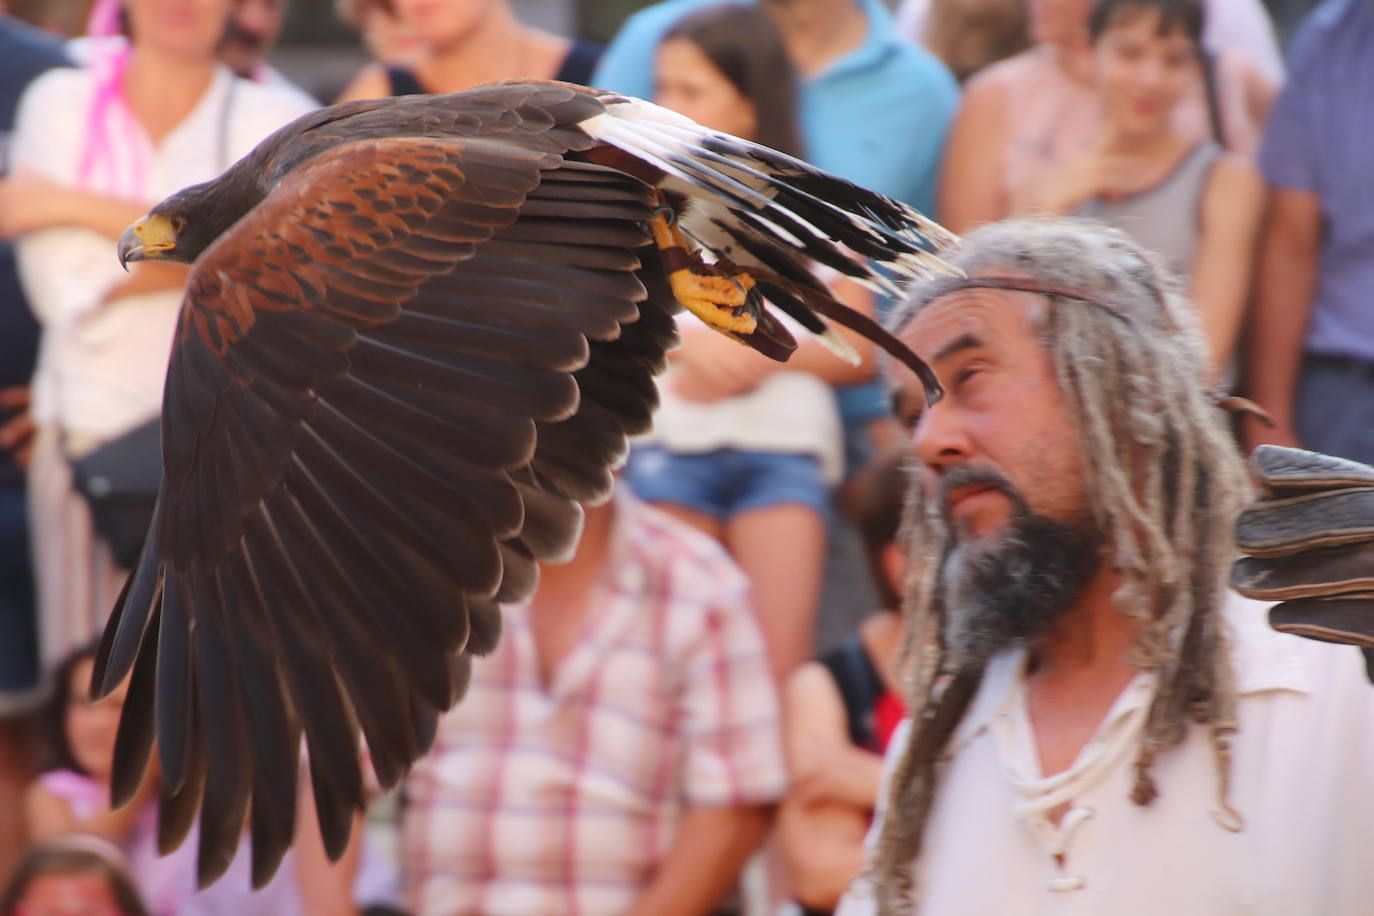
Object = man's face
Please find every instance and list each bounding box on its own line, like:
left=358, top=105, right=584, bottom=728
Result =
left=894, top=286, right=1088, bottom=534
left=891, top=285, right=1101, bottom=662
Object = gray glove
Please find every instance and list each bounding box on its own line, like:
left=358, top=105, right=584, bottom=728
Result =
left=1232, top=445, right=1374, bottom=648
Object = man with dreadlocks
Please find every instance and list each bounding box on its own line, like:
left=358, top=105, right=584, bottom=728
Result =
left=835, top=219, right=1374, bottom=915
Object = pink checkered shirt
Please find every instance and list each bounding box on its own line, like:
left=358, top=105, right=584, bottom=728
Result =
left=400, top=492, right=787, bottom=916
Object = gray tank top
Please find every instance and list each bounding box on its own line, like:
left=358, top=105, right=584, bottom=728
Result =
left=1074, top=142, right=1223, bottom=282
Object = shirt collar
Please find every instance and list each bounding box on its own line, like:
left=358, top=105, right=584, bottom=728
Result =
left=947, top=591, right=1311, bottom=755
left=1225, top=593, right=1312, bottom=696
left=502, top=488, right=648, bottom=699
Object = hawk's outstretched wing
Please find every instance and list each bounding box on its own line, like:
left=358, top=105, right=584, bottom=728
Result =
left=94, top=134, right=676, bottom=887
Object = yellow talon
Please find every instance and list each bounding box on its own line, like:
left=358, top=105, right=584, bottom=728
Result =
left=650, top=208, right=759, bottom=336
left=669, top=269, right=758, bottom=334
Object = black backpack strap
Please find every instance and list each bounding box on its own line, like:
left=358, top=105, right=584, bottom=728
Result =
left=385, top=66, right=426, bottom=97
left=817, top=636, right=885, bottom=751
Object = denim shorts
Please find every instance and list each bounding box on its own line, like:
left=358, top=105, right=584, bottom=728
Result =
left=624, top=446, right=829, bottom=519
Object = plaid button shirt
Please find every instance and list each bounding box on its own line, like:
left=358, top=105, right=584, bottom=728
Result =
left=400, top=492, right=787, bottom=916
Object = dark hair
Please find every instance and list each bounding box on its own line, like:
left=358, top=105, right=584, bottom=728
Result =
left=926, top=0, right=1030, bottom=83
left=1088, top=0, right=1205, bottom=45
left=848, top=447, right=911, bottom=611
left=662, top=3, right=804, bottom=157
left=1, top=838, right=149, bottom=916
left=40, top=642, right=102, bottom=777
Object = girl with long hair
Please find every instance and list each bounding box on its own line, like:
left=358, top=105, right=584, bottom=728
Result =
left=626, top=3, right=878, bottom=683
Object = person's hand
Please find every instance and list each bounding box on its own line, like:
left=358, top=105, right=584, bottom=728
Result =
left=0, top=386, right=35, bottom=469
left=0, top=175, right=70, bottom=240
left=1019, top=127, right=1137, bottom=215
left=669, top=326, right=777, bottom=403
left=1055, top=149, right=1135, bottom=210
left=1077, top=143, right=1139, bottom=204
left=670, top=353, right=773, bottom=403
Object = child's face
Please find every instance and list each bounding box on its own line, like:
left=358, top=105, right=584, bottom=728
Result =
left=1094, top=8, right=1198, bottom=137
left=654, top=38, right=758, bottom=141
left=13, top=871, right=124, bottom=916
left=64, top=659, right=127, bottom=783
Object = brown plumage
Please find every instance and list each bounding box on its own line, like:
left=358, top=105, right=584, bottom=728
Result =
left=98, top=80, right=955, bottom=888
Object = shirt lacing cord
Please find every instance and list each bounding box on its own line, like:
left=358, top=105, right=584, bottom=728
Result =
left=991, top=659, right=1160, bottom=893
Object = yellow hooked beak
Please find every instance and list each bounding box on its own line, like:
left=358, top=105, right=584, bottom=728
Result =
left=117, top=213, right=177, bottom=270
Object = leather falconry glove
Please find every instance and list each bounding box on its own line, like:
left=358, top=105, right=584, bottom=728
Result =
left=1233, top=445, right=1374, bottom=648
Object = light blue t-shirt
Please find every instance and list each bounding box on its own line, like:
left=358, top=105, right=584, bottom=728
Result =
left=592, top=0, right=959, bottom=216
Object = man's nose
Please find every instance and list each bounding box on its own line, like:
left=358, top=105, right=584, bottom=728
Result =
left=912, top=400, right=972, bottom=472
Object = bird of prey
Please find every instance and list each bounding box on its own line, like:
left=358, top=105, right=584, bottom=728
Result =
left=97, top=79, right=955, bottom=887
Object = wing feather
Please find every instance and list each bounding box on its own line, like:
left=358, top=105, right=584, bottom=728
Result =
left=153, top=575, right=195, bottom=796
left=97, top=132, right=672, bottom=885
left=190, top=571, right=252, bottom=886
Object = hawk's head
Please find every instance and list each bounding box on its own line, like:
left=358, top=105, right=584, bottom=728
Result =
left=117, top=174, right=258, bottom=268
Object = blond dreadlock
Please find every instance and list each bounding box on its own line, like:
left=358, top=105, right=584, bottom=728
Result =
left=866, top=218, right=1251, bottom=914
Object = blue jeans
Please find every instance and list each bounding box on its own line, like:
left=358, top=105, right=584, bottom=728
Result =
left=624, top=446, right=829, bottom=519
left=1296, top=353, right=1374, bottom=464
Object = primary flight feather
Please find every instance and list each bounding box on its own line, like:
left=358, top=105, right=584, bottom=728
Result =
left=94, top=79, right=956, bottom=888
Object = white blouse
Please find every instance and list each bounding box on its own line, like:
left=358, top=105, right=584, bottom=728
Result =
left=642, top=312, right=845, bottom=484
left=12, top=58, right=315, bottom=443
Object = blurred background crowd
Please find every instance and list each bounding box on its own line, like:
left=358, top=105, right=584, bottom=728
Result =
left=0, top=0, right=1365, bottom=910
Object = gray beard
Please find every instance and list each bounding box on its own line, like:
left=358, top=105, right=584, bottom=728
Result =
left=935, top=468, right=1101, bottom=669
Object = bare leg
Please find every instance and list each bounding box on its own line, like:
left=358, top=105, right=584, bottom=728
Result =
left=726, top=503, right=826, bottom=685
left=646, top=502, right=727, bottom=545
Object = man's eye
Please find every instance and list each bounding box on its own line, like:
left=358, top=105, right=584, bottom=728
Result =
left=953, top=366, right=981, bottom=387
left=897, top=409, right=923, bottom=430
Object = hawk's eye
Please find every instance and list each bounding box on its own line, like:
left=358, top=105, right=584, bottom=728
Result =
left=172, top=215, right=186, bottom=234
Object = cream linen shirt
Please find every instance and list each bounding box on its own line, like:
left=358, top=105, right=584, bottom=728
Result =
left=838, top=593, right=1374, bottom=915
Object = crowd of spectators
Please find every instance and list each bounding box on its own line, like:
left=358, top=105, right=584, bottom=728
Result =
left=0, top=0, right=1368, bottom=910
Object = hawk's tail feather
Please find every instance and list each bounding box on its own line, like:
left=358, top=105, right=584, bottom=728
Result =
left=583, top=95, right=958, bottom=291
